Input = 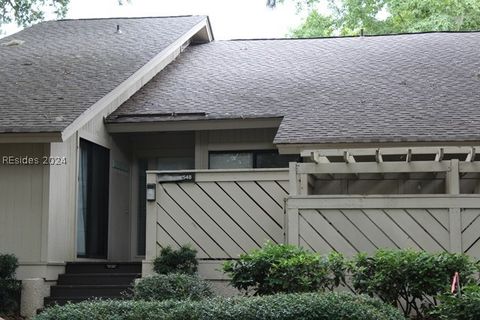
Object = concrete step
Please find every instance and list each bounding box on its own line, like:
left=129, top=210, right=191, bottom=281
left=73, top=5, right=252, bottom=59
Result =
left=57, top=273, right=140, bottom=285
left=65, top=262, right=142, bottom=274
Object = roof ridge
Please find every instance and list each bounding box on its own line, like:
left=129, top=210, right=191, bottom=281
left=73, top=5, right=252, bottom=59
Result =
left=55, top=15, right=205, bottom=22
left=223, top=29, right=480, bottom=42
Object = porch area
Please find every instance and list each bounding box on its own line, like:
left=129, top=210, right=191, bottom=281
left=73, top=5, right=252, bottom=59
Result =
left=143, top=147, right=480, bottom=282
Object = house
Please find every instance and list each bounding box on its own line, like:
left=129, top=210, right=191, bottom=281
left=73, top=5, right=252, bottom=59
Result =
left=1, top=15, right=480, bottom=316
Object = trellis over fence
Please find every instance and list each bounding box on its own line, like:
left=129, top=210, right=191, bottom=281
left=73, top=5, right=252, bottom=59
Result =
left=289, top=147, right=480, bottom=258
left=143, top=147, right=480, bottom=277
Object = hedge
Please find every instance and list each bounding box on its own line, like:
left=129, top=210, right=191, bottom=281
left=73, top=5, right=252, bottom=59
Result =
left=35, top=292, right=404, bottom=320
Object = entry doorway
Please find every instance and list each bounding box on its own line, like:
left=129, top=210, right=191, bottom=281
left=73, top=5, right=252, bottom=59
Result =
left=77, top=139, right=110, bottom=259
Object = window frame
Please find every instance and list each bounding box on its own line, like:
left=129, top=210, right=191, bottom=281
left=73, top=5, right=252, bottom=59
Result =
left=208, top=149, right=300, bottom=169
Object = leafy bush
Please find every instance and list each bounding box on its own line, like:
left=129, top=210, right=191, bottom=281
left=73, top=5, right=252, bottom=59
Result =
left=0, top=254, right=18, bottom=279
left=430, top=285, right=480, bottom=320
left=153, top=245, right=198, bottom=275
left=0, top=253, right=21, bottom=316
left=134, top=273, right=214, bottom=301
left=35, top=292, right=404, bottom=320
left=223, top=242, right=347, bottom=295
left=349, top=249, right=478, bottom=318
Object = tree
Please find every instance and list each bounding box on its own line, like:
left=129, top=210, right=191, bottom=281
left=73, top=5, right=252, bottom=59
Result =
left=0, top=0, right=69, bottom=28
left=0, top=0, right=130, bottom=33
left=291, top=10, right=335, bottom=37
left=271, top=0, right=480, bottom=37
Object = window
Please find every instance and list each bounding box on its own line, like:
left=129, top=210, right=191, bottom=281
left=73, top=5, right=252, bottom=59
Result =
left=256, top=151, right=300, bottom=168
left=156, top=156, right=194, bottom=170
left=209, top=152, right=253, bottom=169
left=137, top=159, right=148, bottom=256
left=209, top=150, right=299, bottom=169
left=77, top=139, right=110, bottom=259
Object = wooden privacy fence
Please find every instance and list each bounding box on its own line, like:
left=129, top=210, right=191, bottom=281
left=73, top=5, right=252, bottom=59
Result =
left=145, top=169, right=289, bottom=263
left=145, top=156, right=480, bottom=278
left=286, top=195, right=480, bottom=259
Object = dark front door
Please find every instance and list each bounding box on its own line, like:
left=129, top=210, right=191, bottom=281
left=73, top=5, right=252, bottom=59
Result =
left=77, top=139, right=110, bottom=259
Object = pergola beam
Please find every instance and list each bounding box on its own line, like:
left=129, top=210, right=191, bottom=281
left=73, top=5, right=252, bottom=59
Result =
left=343, top=151, right=356, bottom=163
left=435, top=148, right=444, bottom=162
left=406, top=149, right=412, bottom=163
left=301, top=146, right=480, bottom=158
left=309, top=151, right=335, bottom=179
left=298, top=161, right=451, bottom=175
left=375, top=149, right=383, bottom=163
left=301, top=147, right=480, bottom=177
left=466, top=147, right=476, bottom=162
left=310, top=151, right=330, bottom=164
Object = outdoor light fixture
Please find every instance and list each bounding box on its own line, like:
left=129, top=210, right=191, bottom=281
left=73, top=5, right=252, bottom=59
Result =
left=146, top=183, right=156, bottom=201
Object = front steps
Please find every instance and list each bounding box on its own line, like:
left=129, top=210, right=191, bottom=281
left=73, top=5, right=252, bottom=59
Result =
left=44, top=262, right=141, bottom=307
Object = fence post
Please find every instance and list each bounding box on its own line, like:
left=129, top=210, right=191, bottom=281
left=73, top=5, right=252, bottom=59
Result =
left=289, top=162, right=299, bottom=196
left=446, top=159, right=462, bottom=253
left=287, top=162, right=300, bottom=246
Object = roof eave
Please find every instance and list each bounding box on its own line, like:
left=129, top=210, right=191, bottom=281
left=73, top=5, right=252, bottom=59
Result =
left=276, top=140, right=480, bottom=154
left=0, top=132, right=63, bottom=143
left=105, top=117, right=282, bottom=133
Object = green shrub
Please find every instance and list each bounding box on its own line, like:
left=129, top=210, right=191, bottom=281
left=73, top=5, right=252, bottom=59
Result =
left=223, top=242, right=347, bottom=295
left=153, top=245, right=198, bottom=275
left=35, top=292, right=404, bottom=320
left=0, top=254, right=18, bottom=279
left=0, top=253, right=21, bottom=316
left=349, top=249, right=478, bottom=318
left=134, top=273, right=214, bottom=301
left=430, top=285, right=480, bottom=320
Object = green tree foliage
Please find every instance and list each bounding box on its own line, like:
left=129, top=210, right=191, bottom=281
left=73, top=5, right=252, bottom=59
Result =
left=0, top=0, right=130, bottom=32
left=0, top=0, right=69, bottom=27
left=273, top=0, right=480, bottom=37
left=290, top=10, right=335, bottom=37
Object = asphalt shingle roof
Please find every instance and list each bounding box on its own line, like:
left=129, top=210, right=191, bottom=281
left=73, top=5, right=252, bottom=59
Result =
left=0, top=15, right=206, bottom=133
left=108, top=32, right=480, bottom=144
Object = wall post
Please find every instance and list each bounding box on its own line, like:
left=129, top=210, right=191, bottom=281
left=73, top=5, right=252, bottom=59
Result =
left=143, top=173, right=157, bottom=276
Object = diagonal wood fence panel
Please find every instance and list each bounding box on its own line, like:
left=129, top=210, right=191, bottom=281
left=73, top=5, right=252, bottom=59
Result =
left=287, top=195, right=480, bottom=259
left=462, top=209, right=480, bottom=258
left=146, top=169, right=289, bottom=261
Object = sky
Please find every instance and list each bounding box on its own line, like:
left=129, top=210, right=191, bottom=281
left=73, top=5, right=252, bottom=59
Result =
left=2, top=0, right=306, bottom=40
